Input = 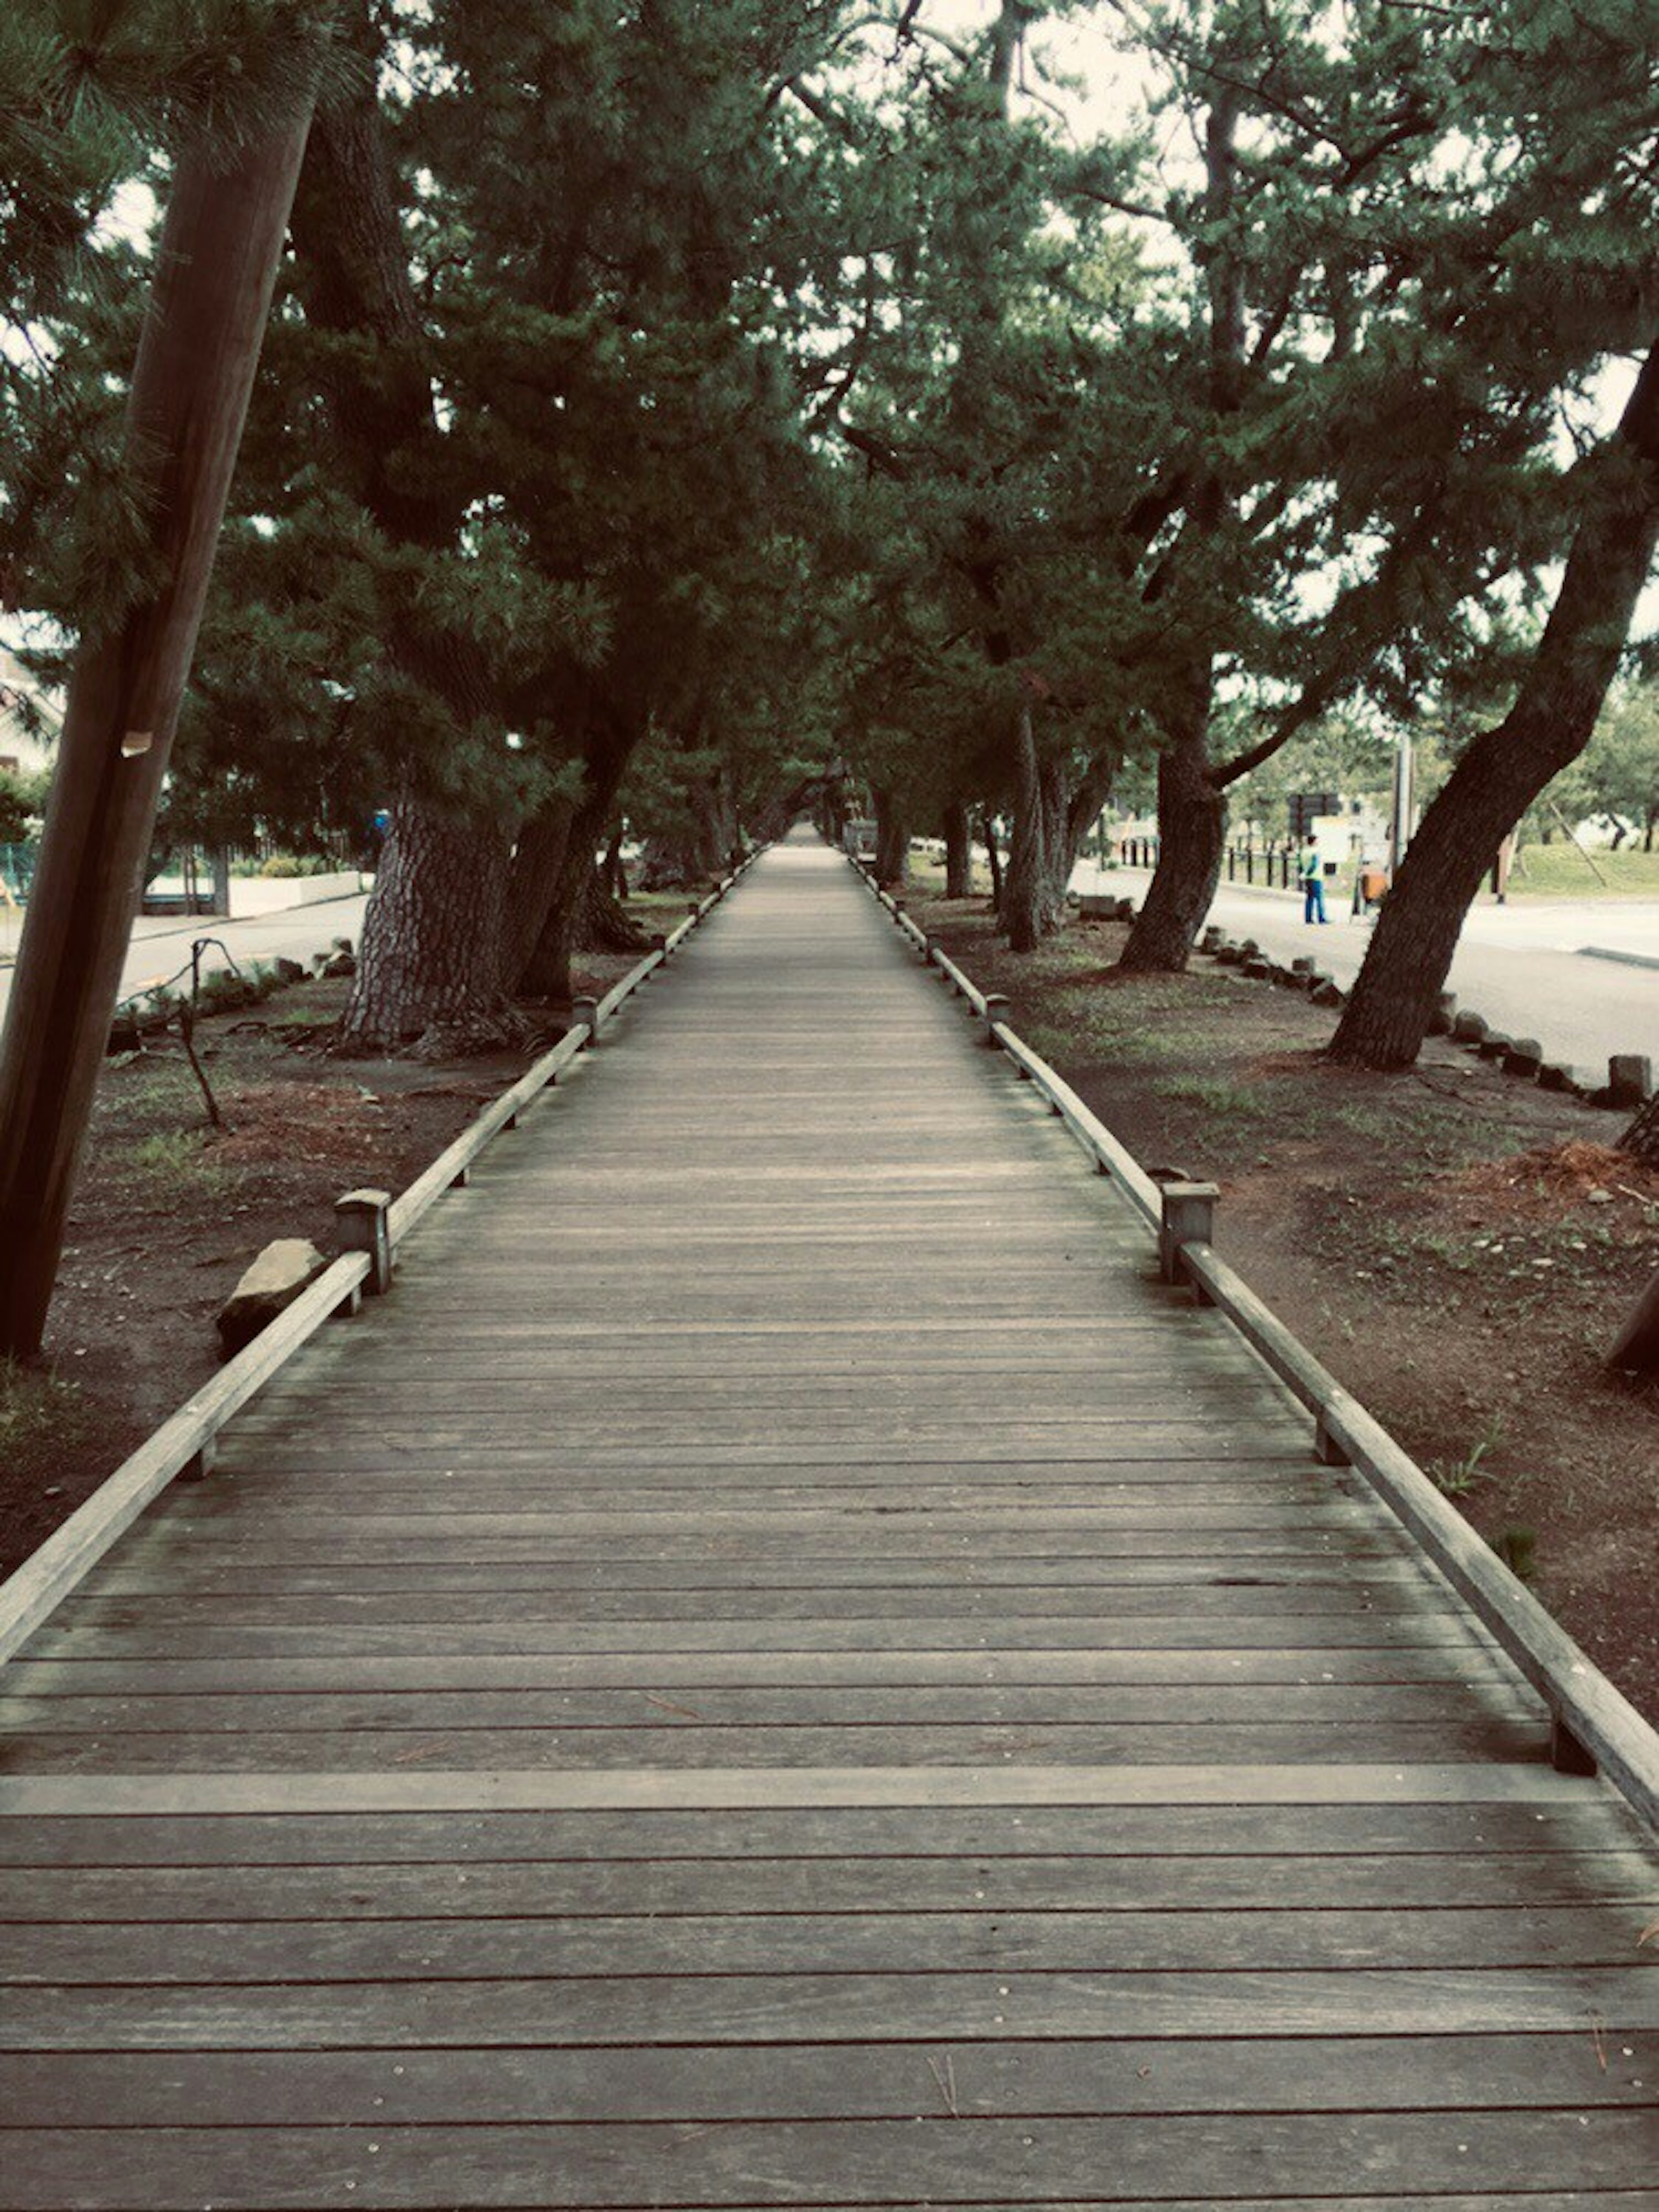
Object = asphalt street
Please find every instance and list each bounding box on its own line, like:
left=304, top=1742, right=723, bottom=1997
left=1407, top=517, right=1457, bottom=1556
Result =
left=0, top=893, right=370, bottom=1030
left=1075, top=861, right=1659, bottom=1082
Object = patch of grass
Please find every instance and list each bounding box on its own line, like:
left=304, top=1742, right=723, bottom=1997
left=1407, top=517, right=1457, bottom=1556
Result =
left=1153, top=1074, right=1278, bottom=1119
left=1503, top=844, right=1659, bottom=898
left=109, top=1128, right=235, bottom=1204
left=1427, top=1415, right=1504, bottom=1497
left=0, top=1359, right=96, bottom=1488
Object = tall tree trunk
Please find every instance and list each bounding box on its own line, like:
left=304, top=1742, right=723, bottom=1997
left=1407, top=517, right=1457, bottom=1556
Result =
left=942, top=798, right=973, bottom=897
left=1002, top=707, right=1068, bottom=951
left=340, top=802, right=515, bottom=1054
left=873, top=786, right=909, bottom=887
left=518, top=746, right=634, bottom=1000
left=1332, top=336, right=1659, bottom=1069
left=1118, top=699, right=1224, bottom=973
left=1116, top=81, right=1239, bottom=977
left=502, top=797, right=577, bottom=988
left=288, top=47, right=515, bottom=1052
left=0, top=102, right=318, bottom=1361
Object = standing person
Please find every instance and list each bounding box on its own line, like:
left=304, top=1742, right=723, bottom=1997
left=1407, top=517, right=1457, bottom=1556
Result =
left=1298, top=836, right=1328, bottom=923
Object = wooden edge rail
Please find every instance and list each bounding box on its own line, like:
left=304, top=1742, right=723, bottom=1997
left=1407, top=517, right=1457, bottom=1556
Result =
left=0, top=1254, right=370, bottom=1664
left=385, top=1022, right=593, bottom=1250
left=0, top=849, right=766, bottom=1666
left=852, top=848, right=1659, bottom=1836
left=991, top=1022, right=1165, bottom=1232
left=1183, top=1239, right=1659, bottom=1832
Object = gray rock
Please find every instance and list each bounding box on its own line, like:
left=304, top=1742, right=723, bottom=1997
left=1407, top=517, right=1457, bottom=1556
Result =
left=331, top=936, right=354, bottom=956
left=1452, top=1011, right=1488, bottom=1044
left=1310, top=980, right=1345, bottom=1008
left=1538, top=1063, right=1579, bottom=1093
left=1243, top=956, right=1273, bottom=980
left=216, top=1239, right=330, bottom=1358
left=1477, top=1033, right=1513, bottom=1061
left=1427, top=991, right=1457, bottom=1037
left=1502, top=1038, right=1544, bottom=1077
left=273, top=956, right=306, bottom=984
left=321, top=951, right=357, bottom=978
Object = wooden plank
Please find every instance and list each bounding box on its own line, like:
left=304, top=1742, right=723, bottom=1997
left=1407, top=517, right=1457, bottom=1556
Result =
left=0, top=1681, right=1538, bottom=1735
left=5, top=1967, right=1659, bottom=2048
left=0, top=2031, right=1653, bottom=2126
left=4, top=1847, right=1654, bottom=1921
left=8, top=1900, right=1653, bottom=1984
left=0, top=1763, right=1600, bottom=1819
left=0, top=1716, right=1549, bottom=1773
left=0, top=1795, right=1644, bottom=1866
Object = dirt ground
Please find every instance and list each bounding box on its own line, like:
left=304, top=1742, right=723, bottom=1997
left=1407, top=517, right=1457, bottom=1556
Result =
left=0, top=936, right=659, bottom=1582
left=906, top=883, right=1659, bottom=1724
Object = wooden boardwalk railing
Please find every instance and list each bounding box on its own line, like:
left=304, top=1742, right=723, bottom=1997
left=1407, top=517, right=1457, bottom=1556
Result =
left=0, top=832, right=1656, bottom=2209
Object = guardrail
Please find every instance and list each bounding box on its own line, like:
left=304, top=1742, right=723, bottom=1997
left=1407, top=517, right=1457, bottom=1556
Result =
left=0, top=846, right=762, bottom=1664
left=850, top=850, right=1659, bottom=1837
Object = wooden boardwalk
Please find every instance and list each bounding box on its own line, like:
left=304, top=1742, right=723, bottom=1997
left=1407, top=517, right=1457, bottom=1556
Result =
left=2, top=833, right=1657, bottom=2208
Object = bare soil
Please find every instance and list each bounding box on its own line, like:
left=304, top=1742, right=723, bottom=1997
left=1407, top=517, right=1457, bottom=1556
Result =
left=0, top=944, right=654, bottom=1582
left=908, top=890, right=1659, bottom=1723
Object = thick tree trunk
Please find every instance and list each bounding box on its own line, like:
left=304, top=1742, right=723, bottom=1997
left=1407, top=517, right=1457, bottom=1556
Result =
left=1119, top=708, right=1224, bottom=973
left=340, top=801, right=516, bottom=1055
left=1332, top=337, right=1659, bottom=1069
left=873, top=786, right=909, bottom=887
left=0, top=104, right=317, bottom=1360
left=942, top=799, right=973, bottom=897
left=290, top=53, right=516, bottom=1055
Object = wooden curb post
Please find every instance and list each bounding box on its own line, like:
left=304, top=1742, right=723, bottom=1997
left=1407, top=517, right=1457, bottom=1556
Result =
left=573, top=995, right=600, bottom=1049
left=982, top=993, right=1011, bottom=1046
left=336, top=1190, right=392, bottom=1297
left=1159, top=1182, right=1219, bottom=1295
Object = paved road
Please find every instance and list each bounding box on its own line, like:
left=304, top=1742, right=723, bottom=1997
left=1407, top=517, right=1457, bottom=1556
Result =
left=1075, top=863, right=1659, bottom=1081
left=0, top=894, right=370, bottom=1030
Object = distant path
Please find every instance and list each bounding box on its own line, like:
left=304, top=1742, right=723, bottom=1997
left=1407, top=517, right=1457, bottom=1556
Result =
left=1078, top=861, right=1659, bottom=1077
left=1, top=832, right=1656, bottom=2206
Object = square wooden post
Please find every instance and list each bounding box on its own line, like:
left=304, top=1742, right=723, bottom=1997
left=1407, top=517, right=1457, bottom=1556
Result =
left=336, top=1188, right=392, bottom=1296
left=1159, top=1182, right=1219, bottom=1293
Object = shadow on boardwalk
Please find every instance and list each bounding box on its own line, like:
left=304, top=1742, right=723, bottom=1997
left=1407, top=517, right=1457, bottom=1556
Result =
left=1, top=833, right=1656, bottom=2206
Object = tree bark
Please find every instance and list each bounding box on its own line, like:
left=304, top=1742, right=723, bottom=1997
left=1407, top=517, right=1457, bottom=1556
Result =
left=340, top=801, right=516, bottom=1054
left=1332, top=336, right=1659, bottom=1069
left=288, top=46, right=516, bottom=1052
left=1003, top=707, right=1065, bottom=951
left=873, top=785, right=909, bottom=887
left=0, top=103, right=318, bottom=1360
left=942, top=798, right=973, bottom=897
left=1118, top=710, right=1226, bottom=973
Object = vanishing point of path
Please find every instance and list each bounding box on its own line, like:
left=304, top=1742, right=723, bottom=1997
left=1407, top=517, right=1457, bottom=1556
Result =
left=1, top=832, right=1657, bottom=2208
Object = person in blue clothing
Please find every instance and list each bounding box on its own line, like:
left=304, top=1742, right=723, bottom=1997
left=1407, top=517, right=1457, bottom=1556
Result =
left=1298, top=836, right=1328, bottom=922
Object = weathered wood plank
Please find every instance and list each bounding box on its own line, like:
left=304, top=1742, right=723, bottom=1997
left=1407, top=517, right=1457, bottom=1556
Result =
left=8, top=1901, right=1654, bottom=1986
left=3, top=1847, right=1653, bottom=1921
left=0, top=1762, right=1599, bottom=1818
